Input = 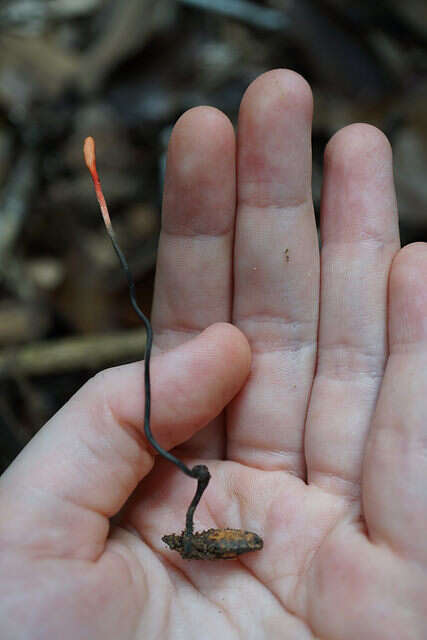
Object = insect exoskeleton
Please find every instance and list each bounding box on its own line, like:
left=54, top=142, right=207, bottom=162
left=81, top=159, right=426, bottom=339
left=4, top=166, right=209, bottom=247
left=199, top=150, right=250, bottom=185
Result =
left=162, top=528, right=263, bottom=560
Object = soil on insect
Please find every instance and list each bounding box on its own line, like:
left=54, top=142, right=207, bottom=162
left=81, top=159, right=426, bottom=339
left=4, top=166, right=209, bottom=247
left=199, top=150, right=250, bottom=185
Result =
left=162, top=528, right=263, bottom=560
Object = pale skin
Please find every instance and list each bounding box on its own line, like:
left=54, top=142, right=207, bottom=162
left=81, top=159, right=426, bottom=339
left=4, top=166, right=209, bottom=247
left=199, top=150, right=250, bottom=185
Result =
left=0, top=69, right=426, bottom=639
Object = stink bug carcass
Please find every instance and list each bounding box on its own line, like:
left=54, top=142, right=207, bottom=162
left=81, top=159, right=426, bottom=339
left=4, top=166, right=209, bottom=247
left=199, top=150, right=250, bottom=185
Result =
left=162, top=528, right=263, bottom=560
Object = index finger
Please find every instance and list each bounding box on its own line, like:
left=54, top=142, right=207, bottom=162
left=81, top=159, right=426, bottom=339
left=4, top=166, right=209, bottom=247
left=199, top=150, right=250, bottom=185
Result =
left=151, top=106, right=237, bottom=458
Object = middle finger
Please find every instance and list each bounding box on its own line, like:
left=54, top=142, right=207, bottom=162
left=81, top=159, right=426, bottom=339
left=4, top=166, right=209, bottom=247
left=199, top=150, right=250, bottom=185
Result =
left=228, top=70, right=319, bottom=476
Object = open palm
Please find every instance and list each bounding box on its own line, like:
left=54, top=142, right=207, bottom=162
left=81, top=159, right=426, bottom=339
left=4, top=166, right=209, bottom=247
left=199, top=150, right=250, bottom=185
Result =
left=1, top=70, right=426, bottom=639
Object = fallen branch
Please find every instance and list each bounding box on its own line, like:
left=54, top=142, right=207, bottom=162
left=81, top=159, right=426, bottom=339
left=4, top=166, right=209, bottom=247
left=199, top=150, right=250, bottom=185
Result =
left=0, top=328, right=146, bottom=378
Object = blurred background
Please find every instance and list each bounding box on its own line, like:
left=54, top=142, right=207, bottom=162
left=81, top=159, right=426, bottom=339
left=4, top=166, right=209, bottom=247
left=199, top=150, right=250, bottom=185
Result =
left=0, top=0, right=426, bottom=472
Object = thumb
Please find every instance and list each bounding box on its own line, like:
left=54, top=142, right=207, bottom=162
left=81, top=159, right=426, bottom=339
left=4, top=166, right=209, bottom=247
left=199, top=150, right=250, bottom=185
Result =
left=0, top=323, right=250, bottom=560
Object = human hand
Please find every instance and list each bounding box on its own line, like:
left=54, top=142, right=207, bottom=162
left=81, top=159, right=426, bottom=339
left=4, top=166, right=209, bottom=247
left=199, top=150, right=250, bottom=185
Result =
left=1, top=70, right=426, bottom=639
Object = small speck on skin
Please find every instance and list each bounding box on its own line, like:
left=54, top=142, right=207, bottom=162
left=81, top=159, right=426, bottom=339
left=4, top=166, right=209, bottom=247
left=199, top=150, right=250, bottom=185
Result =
left=284, top=248, right=290, bottom=263
left=252, top=266, right=257, bottom=271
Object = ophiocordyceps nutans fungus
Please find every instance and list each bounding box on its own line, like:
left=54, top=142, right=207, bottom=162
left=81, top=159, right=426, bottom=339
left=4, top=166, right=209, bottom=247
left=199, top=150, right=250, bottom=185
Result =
left=84, top=136, right=263, bottom=560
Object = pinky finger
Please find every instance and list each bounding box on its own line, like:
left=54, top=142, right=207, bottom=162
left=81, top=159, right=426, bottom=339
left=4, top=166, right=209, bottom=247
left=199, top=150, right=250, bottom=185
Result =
left=363, top=243, right=427, bottom=563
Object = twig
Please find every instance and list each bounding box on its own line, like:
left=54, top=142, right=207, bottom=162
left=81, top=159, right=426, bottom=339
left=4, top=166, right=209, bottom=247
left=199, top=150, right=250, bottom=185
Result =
left=179, top=0, right=288, bottom=31
left=0, top=328, right=147, bottom=378
left=0, top=148, right=36, bottom=259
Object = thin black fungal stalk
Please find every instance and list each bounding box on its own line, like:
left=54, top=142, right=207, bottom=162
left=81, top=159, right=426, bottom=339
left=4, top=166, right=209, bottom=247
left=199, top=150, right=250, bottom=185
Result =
left=83, top=136, right=209, bottom=537
left=185, top=466, right=211, bottom=536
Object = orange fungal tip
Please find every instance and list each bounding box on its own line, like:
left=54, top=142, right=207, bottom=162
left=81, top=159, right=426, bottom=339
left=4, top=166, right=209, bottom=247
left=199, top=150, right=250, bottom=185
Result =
left=83, top=136, right=96, bottom=173
left=83, top=135, right=112, bottom=230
